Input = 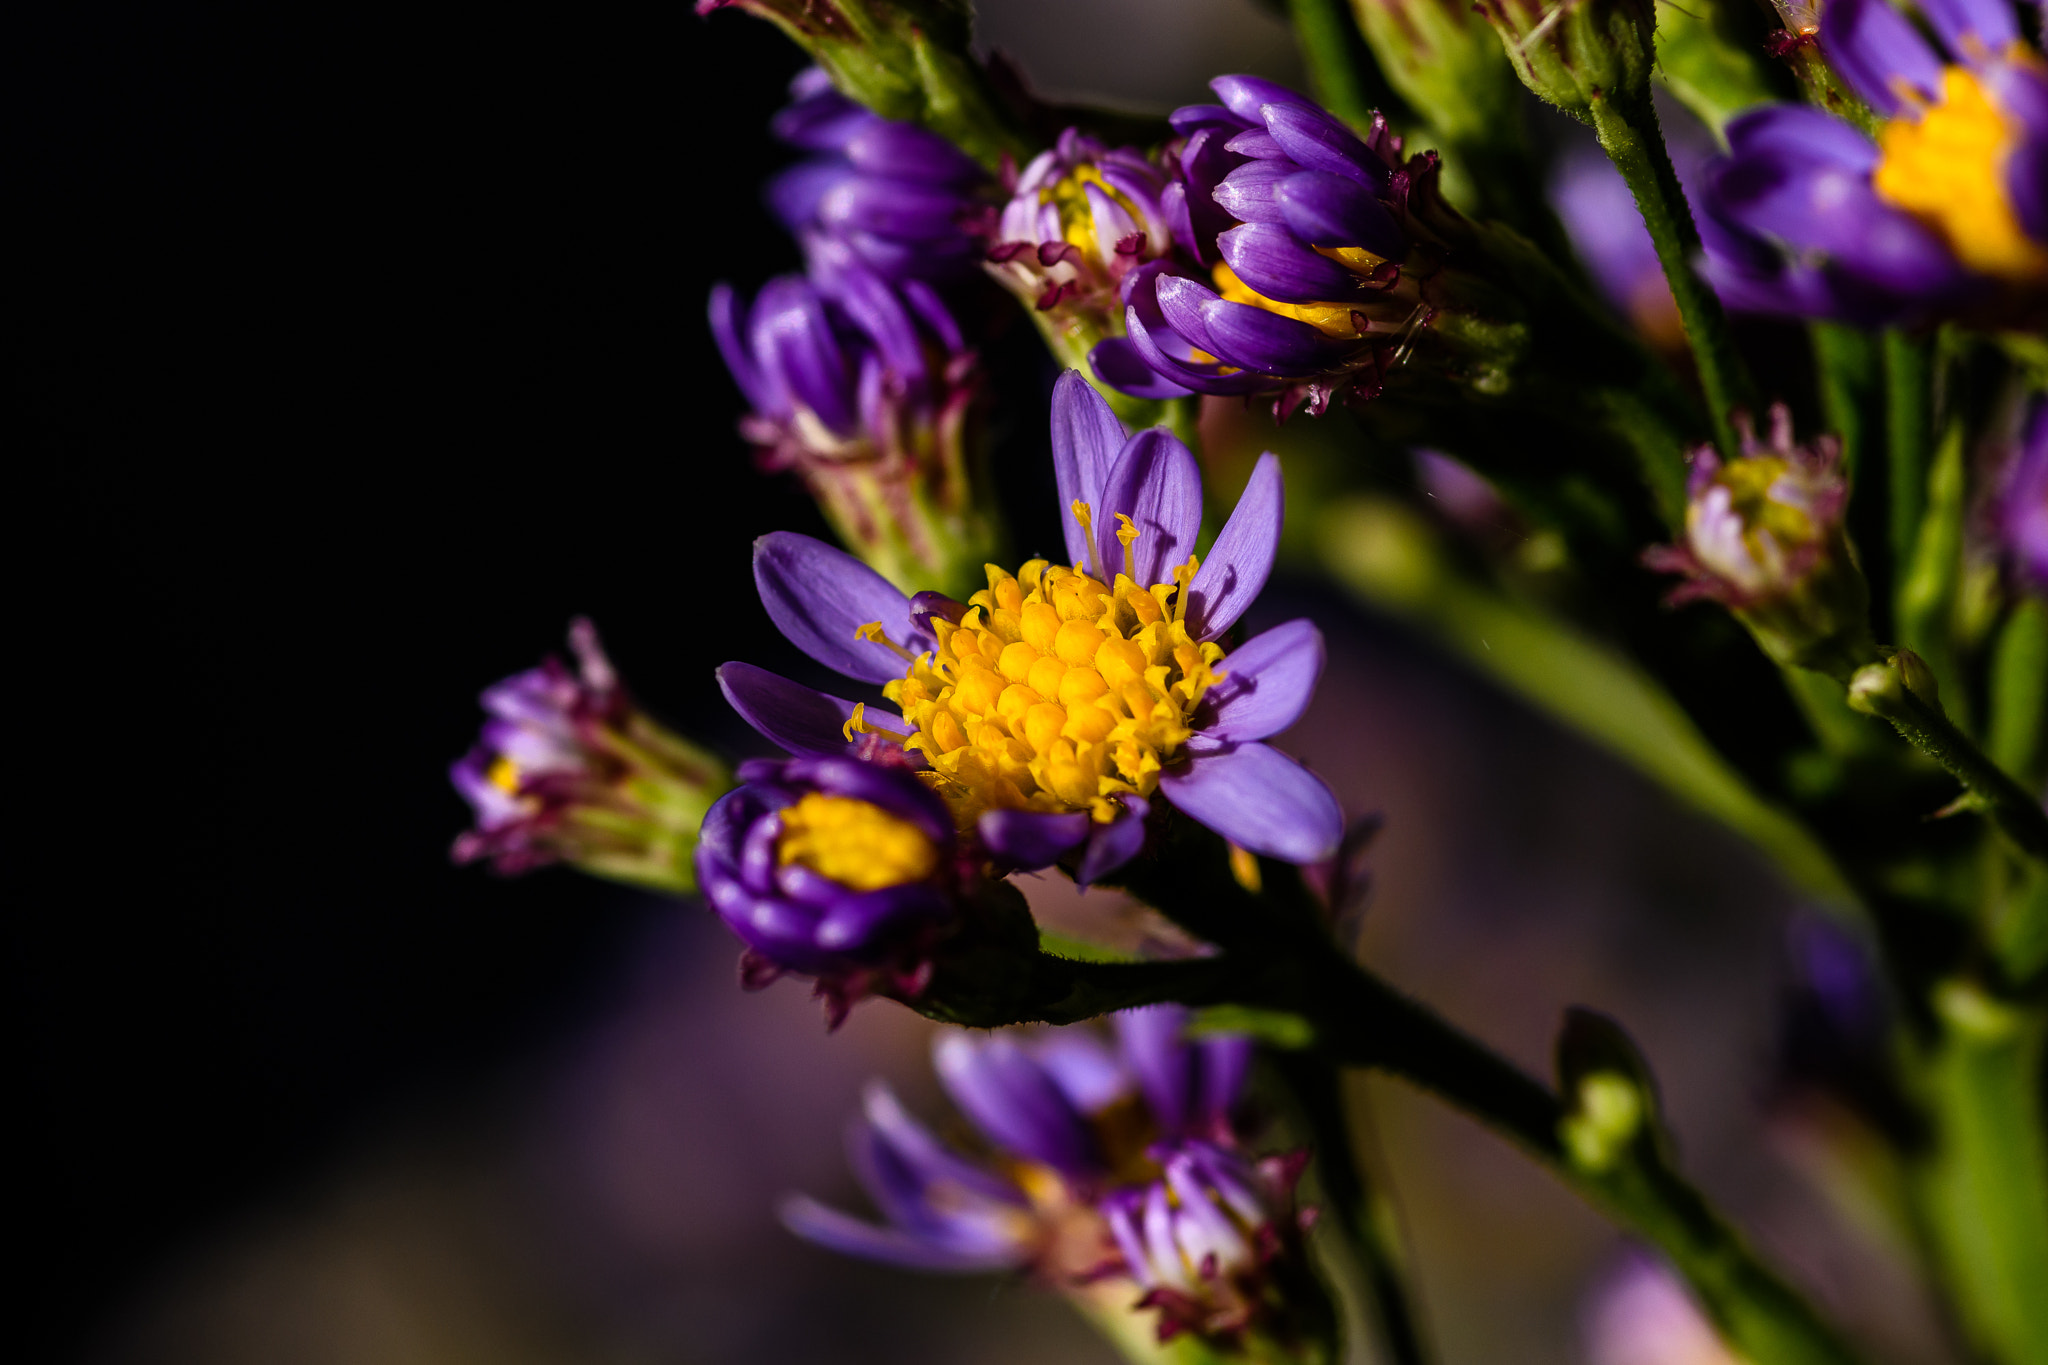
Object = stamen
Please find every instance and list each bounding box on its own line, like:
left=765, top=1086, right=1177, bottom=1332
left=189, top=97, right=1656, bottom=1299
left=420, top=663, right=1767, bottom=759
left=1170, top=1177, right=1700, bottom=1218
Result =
left=1116, top=514, right=1141, bottom=578
left=841, top=703, right=909, bottom=745
left=855, top=621, right=918, bottom=663
left=1229, top=844, right=1262, bottom=893
left=1071, top=500, right=1099, bottom=579
left=1171, top=555, right=1200, bottom=624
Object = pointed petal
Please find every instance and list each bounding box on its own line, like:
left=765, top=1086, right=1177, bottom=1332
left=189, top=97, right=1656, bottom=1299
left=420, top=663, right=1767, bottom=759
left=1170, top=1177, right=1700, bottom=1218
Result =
left=1114, top=1004, right=1194, bottom=1133
left=1199, top=618, right=1323, bottom=742
left=1218, top=222, right=1363, bottom=304
left=1210, top=74, right=1314, bottom=121
left=1050, top=370, right=1128, bottom=569
left=1188, top=452, right=1283, bottom=639
left=778, top=1195, right=1026, bottom=1271
left=1090, top=337, right=1197, bottom=400
left=1261, top=102, right=1387, bottom=192
left=1159, top=740, right=1342, bottom=862
left=1819, top=0, right=1942, bottom=114
left=1100, top=427, right=1204, bottom=587
left=754, top=532, right=917, bottom=685
left=716, top=661, right=904, bottom=757
left=1078, top=796, right=1150, bottom=885
left=933, top=1034, right=1099, bottom=1175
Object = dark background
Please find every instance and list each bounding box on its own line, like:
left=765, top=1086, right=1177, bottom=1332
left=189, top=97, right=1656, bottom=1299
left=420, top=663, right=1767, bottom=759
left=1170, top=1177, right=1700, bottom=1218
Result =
left=14, top=8, right=864, bottom=1358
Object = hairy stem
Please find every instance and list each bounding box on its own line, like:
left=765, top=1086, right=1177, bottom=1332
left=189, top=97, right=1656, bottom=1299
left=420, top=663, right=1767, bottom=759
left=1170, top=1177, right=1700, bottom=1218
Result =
left=1589, top=94, right=1756, bottom=457
left=1875, top=688, right=2048, bottom=863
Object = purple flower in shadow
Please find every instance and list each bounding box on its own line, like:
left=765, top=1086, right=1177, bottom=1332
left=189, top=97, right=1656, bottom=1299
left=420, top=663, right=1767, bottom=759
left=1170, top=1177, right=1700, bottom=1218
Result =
left=719, top=369, right=1343, bottom=880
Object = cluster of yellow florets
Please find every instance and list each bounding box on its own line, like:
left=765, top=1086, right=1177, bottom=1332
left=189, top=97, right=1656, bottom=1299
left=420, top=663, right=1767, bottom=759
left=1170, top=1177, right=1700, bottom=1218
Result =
left=856, top=511, right=1225, bottom=828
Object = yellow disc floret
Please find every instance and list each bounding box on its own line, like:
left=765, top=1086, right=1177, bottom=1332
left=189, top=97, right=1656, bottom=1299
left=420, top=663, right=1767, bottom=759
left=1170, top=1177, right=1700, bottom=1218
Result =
left=1212, top=260, right=1370, bottom=340
left=1872, top=63, right=2048, bottom=282
left=1044, top=165, right=1141, bottom=259
left=857, top=511, right=1227, bottom=828
left=776, top=791, right=940, bottom=891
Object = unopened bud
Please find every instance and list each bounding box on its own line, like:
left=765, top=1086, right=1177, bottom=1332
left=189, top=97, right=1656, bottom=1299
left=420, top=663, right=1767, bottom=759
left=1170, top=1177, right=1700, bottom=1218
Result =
left=1473, top=0, right=1657, bottom=121
left=1847, top=648, right=1941, bottom=721
left=1561, top=1071, right=1646, bottom=1171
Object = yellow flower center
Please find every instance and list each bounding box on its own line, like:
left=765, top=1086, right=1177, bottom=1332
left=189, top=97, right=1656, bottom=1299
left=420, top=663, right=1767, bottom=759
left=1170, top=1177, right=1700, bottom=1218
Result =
left=487, top=755, right=523, bottom=795
left=775, top=791, right=940, bottom=891
left=1043, top=164, right=1140, bottom=260
left=852, top=507, right=1227, bottom=827
left=1211, top=252, right=1384, bottom=341
left=1872, top=62, right=2048, bottom=282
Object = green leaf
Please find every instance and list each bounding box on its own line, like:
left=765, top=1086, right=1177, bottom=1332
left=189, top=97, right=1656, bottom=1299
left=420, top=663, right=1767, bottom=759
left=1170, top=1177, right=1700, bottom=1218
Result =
left=1187, top=1004, right=1317, bottom=1050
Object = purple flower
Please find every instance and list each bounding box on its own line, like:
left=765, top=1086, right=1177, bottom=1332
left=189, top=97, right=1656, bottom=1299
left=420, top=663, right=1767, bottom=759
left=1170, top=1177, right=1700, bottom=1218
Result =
left=709, top=259, right=996, bottom=595
left=694, top=753, right=964, bottom=1023
left=719, top=369, right=1344, bottom=880
left=765, top=67, right=992, bottom=285
left=984, top=129, right=1180, bottom=341
left=783, top=1006, right=1324, bottom=1348
left=1996, top=398, right=2048, bottom=593
left=1583, top=1249, right=1743, bottom=1365
left=1092, top=76, right=1435, bottom=416
left=1642, top=405, right=1875, bottom=675
left=1697, top=0, right=2048, bottom=325
left=450, top=620, right=730, bottom=894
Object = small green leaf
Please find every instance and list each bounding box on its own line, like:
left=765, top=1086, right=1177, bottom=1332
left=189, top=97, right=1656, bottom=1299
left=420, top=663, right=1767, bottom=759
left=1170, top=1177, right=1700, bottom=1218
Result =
left=1187, top=1005, right=1316, bottom=1050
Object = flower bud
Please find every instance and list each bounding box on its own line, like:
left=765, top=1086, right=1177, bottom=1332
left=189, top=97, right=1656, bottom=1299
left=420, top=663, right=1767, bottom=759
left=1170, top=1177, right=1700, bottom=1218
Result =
left=450, top=620, right=730, bottom=895
left=1472, top=0, right=1658, bottom=121
left=1349, top=0, right=1523, bottom=156
left=1642, top=405, right=1877, bottom=677
left=1847, top=648, right=1942, bottom=721
left=709, top=263, right=999, bottom=599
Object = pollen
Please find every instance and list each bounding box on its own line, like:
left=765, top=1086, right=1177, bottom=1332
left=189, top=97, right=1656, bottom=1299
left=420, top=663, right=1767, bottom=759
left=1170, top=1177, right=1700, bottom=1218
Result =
left=877, top=518, right=1227, bottom=827
left=1212, top=261, right=1368, bottom=339
left=776, top=792, right=940, bottom=892
left=487, top=755, right=523, bottom=795
left=1872, top=63, right=2048, bottom=282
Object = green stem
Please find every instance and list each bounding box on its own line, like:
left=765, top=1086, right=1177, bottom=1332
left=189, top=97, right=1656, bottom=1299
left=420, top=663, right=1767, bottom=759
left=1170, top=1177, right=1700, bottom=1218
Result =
left=1987, top=599, right=2048, bottom=784
left=1286, top=0, right=1389, bottom=129
left=1882, top=330, right=1932, bottom=587
left=1811, top=322, right=1891, bottom=633
left=1273, top=1052, right=1432, bottom=1365
left=1873, top=687, right=2048, bottom=863
left=1588, top=94, right=1756, bottom=457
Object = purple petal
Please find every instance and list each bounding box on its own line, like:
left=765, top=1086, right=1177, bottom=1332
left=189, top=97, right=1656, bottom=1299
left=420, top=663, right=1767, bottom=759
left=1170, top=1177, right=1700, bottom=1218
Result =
left=843, top=120, right=987, bottom=185
left=1188, top=452, right=1283, bottom=640
left=752, top=276, right=854, bottom=435
left=1260, top=103, right=1388, bottom=193
left=1114, top=1004, right=1194, bottom=1132
left=1050, top=370, right=1128, bottom=570
left=1198, top=618, right=1324, bottom=742
left=1176, top=127, right=1245, bottom=264
left=717, top=661, right=906, bottom=758
left=1078, top=796, right=1150, bottom=885
left=1200, top=296, right=1354, bottom=377
left=933, top=1034, right=1099, bottom=1175
left=754, top=532, right=918, bottom=685
left=1155, top=272, right=1232, bottom=358
left=1991, top=64, right=2048, bottom=242
left=1820, top=0, right=1943, bottom=114
left=818, top=177, right=974, bottom=240
left=1211, top=159, right=1294, bottom=224
left=1099, top=427, right=1204, bottom=587
left=1275, top=170, right=1405, bottom=258
left=1725, top=105, right=1877, bottom=173
left=1219, top=222, right=1363, bottom=304
left=1210, top=74, right=1314, bottom=122
left=1034, top=1032, right=1130, bottom=1113
left=766, top=159, right=853, bottom=233
left=862, top=1083, right=1021, bottom=1204
left=1914, top=0, right=2016, bottom=60
left=1170, top=102, right=1250, bottom=136
left=1159, top=739, right=1343, bottom=862
left=1090, top=337, right=1197, bottom=400
left=779, top=1195, right=1025, bottom=1271
left=1196, top=1036, right=1253, bottom=1122
left=708, top=284, right=774, bottom=414
left=813, top=883, right=950, bottom=952
left=978, top=807, right=1090, bottom=869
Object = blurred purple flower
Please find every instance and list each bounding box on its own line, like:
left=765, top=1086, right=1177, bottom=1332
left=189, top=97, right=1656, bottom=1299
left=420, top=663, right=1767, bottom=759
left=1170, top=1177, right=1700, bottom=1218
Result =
left=694, top=753, right=962, bottom=1024
left=766, top=67, right=992, bottom=285
left=783, top=1006, right=1322, bottom=1348
left=1583, top=1249, right=1742, bottom=1365
left=451, top=619, right=729, bottom=895
left=718, top=370, right=1343, bottom=877
left=1697, top=0, right=2048, bottom=325
left=1997, top=399, right=2048, bottom=592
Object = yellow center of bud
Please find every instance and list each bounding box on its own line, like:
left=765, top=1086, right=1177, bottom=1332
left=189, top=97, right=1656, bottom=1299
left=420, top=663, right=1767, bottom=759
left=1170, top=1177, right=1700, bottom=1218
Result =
left=853, top=509, right=1227, bottom=827
left=1210, top=252, right=1387, bottom=343
left=775, top=791, right=940, bottom=891
left=1873, top=61, right=2048, bottom=282
left=1043, top=164, right=1140, bottom=260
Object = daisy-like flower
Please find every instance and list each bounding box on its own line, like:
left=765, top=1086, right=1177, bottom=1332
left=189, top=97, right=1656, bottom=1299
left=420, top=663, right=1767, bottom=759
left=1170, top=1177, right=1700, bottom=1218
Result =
left=718, top=369, right=1343, bottom=881
left=784, top=1006, right=1326, bottom=1351
left=1697, top=0, right=2047, bottom=325
left=450, top=620, right=730, bottom=894
left=1642, top=405, right=1875, bottom=677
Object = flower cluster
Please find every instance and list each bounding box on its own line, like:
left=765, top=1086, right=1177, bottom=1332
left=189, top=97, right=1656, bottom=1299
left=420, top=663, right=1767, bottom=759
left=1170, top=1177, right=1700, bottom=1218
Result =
left=450, top=620, right=730, bottom=894
left=783, top=1005, right=1330, bottom=1349
left=1698, top=0, right=2047, bottom=325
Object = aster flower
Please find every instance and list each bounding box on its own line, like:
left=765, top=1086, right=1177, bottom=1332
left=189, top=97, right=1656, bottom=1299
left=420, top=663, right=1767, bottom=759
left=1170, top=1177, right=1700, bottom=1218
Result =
left=784, top=1007, right=1329, bottom=1353
left=1549, top=141, right=1683, bottom=349
left=718, top=369, right=1343, bottom=880
left=694, top=752, right=981, bottom=1024
left=709, top=258, right=997, bottom=596
left=1643, top=405, right=1876, bottom=677
left=1696, top=0, right=2048, bottom=325
left=981, top=129, right=1182, bottom=388
left=450, top=619, right=729, bottom=895
left=766, top=67, right=993, bottom=285
left=1092, top=76, right=1510, bottom=417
